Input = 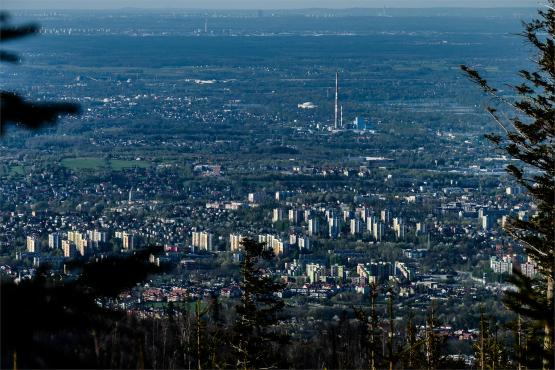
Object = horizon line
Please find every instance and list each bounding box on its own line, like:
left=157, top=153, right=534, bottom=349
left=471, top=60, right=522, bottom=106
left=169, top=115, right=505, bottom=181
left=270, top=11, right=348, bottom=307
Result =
left=4, top=7, right=541, bottom=11
left=4, top=5, right=541, bottom=11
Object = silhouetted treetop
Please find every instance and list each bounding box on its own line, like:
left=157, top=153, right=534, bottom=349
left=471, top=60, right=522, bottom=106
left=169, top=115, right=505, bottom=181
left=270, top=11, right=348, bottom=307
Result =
left=0, top=12, right=80, bottom=135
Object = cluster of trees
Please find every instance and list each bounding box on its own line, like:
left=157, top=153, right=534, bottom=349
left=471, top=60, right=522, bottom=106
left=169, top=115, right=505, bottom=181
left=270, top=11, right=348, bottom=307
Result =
left=1, top=247, right=166, bottom=368
left=0, top=239, right=287, bottom=369
left=1, top=238, right=548, bottom=369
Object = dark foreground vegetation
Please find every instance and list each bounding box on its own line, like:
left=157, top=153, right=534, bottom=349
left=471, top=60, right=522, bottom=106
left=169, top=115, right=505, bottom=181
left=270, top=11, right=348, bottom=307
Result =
left=1, top=2, right=553, bottom=369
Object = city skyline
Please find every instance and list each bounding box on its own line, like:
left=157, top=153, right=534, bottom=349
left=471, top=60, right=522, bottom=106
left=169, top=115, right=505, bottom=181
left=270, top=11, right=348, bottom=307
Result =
left=4, top=0, right=542, bottom=9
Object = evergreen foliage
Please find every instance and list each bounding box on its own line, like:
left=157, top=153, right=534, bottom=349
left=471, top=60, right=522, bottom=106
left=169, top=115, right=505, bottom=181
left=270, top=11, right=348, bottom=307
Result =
left=400, top=310, right=425, bottom=369
left=353, top=281, right=383, bottom=370
left=461, top=2, right=555, bottom=368
left=423, top=301, right=444, bottom=370
left=473, top=308, right=505, bottom=370
left=233, top=238, right=287, bottom=369
left=0, top=247, right=167, bottom=368
left=0, top=12, right=79, bottom=135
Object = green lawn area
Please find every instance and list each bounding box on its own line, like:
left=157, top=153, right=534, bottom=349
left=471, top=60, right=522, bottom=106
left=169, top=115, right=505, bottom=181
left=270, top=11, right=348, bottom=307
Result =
left=8, top=165, right=25, bottom=175
left=61, top=157, right=151, bottom=171
left=61, top=157, right=106, bottom=170
left=0, top=164, right=25, bottom=177
left=0, top=165, right=26, bottom=176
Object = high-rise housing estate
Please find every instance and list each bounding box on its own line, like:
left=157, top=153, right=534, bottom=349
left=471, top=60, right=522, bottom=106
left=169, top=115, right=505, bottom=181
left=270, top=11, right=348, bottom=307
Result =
left=395, top=261, right=413, bottom=281
left=342, top=210, right=353, bottom=222
left=192, top=231, right=214, bottom=251
left=289, top=234, right=298, bottom=246
left=357, top=262, right=392, bottom=284
left=271, top=239, right=287, bottom=255
left=123, top=232, right=135, bottom=250
left=366, top=216, right=374, bottom=230
left=371, top=221, right=384, bottom=241
left=192, top=231, right=200, bottom=249
left=381, top=209, right=390, bottom=224
left=328, top=217, right=340, bottom=238
left=481, top=215, right=493, bottom=230
left=297, top=236, right=311, bottom=250
left=88, top=229, right=107, bottom=244
left=272, top=208, right=286, bottom=223
left=248, top=192, right=265, bottom=204
left=76, top=238, right=89, bottom=256
left=67, top=230, right=79, bottom=243
left=275, top=191, right=291, bottom=201
left=26, top=236, right=39, bottom=253
left=330, top=264, right=345, bottom=279
left=258, top=234, right=287, bottom=255
left=358, top=207, right=371, bottom=220
left=350, top=218, right=362, bottom=235
left=62, top=240, right=75, bottom=258
left=289, top=234, right=310, bottom=250
left=48, top=232, right=61, bottom=249
left=289, top=209, right=302, bottom=225
left=306, top=263, right=325, bottom=283
left=520, top=257, right=537, bottom=278
left=229, top=233, right=244, bottom=251
left=308, top=218, right=319, bottom=236
left=490, top=256, right=513, bottom=274
left=393, top=218, right=405, bottom=239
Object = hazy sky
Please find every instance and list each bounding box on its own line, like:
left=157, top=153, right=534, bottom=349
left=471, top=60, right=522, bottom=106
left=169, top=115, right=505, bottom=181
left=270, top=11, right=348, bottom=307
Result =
left=3, top=0, right=542, bottom=9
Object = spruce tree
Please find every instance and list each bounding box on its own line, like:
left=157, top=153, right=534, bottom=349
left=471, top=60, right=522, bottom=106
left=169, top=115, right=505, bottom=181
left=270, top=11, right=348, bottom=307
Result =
left=401, top=310, right=424, bottom=369
left=474, top=308, right=505, bottom=370
left=207, top=293, right=226, bottom=368
left=386, top=288, right=396, bottom=370
left=194, top=300, right=209, bottom=370
left=476, top=309, right=488, bottom=370
left=424, top=301, right=443, bottom=370
left=369, top=282, right=381, bottom=370
left=233, top=238, right=286, bottom=369
left=461, top=2, right=554, bottom=368
left=354, top=281, right=382, bottom=370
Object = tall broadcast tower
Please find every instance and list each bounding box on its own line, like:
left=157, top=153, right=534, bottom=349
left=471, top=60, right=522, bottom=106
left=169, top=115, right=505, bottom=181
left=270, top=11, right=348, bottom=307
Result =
left=334, top=71, right=340, bottom=129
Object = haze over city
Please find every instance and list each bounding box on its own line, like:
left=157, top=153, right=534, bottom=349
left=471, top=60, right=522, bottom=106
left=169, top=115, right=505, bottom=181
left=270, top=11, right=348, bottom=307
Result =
left=4, top=0, right=542, bottom=9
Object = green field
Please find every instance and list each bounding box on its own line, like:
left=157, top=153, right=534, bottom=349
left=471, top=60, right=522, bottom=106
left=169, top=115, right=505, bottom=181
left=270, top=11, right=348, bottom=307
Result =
left=9, top=165, right=25, bottom=175
left=61, top=157, right=151, bottom=170
left=0, top=165, right=26, bottom=176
